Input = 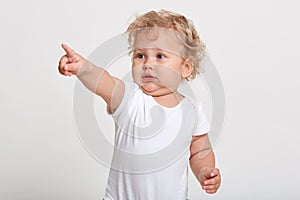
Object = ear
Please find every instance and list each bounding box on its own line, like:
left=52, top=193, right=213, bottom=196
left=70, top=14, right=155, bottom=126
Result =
left=181, top=60, right=193, bottom=78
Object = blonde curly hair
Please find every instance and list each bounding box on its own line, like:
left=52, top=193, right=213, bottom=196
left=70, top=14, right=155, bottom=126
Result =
left=126, top=10, right=206, bottom=80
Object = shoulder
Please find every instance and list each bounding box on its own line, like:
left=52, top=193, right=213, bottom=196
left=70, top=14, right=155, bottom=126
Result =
left=181, top=96, right=202, bottom=112
left=107, top=80, right=140, bottom=114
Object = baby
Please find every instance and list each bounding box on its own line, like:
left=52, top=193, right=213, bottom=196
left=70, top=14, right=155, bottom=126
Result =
left=58, top=10, right=221, bottom=200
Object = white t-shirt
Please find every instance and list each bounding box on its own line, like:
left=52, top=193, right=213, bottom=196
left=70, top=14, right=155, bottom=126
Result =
left=104, top=81, right=210, bottom=200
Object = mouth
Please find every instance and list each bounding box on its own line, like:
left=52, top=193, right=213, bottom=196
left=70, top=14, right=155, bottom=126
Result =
left=142, top=74, right=157, bottom=82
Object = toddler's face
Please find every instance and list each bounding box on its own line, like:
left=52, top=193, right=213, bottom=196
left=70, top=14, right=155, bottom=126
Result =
left=131, top=28, right=191, bottom=96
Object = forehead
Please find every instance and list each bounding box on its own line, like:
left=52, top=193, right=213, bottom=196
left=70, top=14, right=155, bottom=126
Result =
left=133, top=27, right=184, bottom=55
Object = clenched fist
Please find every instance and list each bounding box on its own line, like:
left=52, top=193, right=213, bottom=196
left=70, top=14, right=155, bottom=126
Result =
left=198, top=167, right=221, bottom=194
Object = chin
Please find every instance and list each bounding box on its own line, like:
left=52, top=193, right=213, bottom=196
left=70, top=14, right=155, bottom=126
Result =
left=141, top=83, right=159, bottom=93
left=141, top=83, right=175, bottom=97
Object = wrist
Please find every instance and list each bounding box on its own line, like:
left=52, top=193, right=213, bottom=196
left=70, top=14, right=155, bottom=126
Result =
left=76, top=59, right=92, bottom=76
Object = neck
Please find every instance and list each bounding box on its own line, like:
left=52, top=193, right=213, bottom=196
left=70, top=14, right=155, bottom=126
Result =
left=153, top=91, right=184, bottom=108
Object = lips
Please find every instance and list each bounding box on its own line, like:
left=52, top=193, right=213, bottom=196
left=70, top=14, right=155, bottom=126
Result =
left=142, top=73, right=157, bottom=82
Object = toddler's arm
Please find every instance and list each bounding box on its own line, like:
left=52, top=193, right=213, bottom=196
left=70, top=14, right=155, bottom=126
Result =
left=189, top=134, right=221, bottom=194
left=58, top=43, right=124, bottom=110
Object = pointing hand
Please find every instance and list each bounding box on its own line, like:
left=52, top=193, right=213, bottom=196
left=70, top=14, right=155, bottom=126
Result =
left=58, top=43, right=85, bottom=76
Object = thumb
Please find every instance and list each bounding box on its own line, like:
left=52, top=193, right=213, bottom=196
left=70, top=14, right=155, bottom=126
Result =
left=200, top=168, right=217, bottom=179
left=205, top=168, right=219, bottom=179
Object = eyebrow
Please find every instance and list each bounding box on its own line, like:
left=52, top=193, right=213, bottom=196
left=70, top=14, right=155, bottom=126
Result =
left=133, top=48, right=168, bottom=52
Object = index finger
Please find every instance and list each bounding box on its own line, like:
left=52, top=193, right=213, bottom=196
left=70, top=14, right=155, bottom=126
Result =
left=61, top=43, right=76, bottom=56
left=203, top=173, right=221, bottom=186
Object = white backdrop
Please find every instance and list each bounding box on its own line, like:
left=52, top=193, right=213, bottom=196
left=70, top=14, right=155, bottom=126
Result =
left=1, top=0, right=299, bottom=199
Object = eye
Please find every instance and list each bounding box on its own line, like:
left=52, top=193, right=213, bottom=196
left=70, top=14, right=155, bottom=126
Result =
left=157, top=54, right=165, bottom=59
left=136, top=53, right=145, bottom=59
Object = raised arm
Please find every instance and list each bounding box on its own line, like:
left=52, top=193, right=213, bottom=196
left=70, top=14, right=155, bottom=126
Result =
left=189, top=134, right=221, bottom=194
left=58, top=43, right=124, bottom=110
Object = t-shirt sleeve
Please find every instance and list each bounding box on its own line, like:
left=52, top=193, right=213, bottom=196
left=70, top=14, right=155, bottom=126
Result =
left=192, top=102, right=210, bottom=136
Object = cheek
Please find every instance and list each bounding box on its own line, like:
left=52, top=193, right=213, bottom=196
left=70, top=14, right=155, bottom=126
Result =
left=157, top=64, right=182, bottom=78
left=131, top=66, right=142, bottom=84
left=156, top=66, right=182, bottom=88
left=132, top=58, right=143, bottom=66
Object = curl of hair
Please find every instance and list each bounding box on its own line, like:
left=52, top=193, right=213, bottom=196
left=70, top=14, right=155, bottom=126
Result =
left=126, top=10, right=206, bottom=80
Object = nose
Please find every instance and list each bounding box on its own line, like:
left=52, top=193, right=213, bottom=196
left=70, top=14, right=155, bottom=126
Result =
left=142, top=64, right=153, bottom=70
left=142, top=57, right=154, bottom=70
